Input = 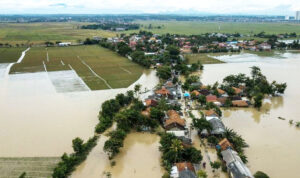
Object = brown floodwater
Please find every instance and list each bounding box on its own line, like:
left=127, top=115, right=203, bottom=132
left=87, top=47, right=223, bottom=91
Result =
left=201, top=52, right=300, bottom=178
left=0, top=69, right=158, bottom=157
left=72, top=133, right=164, bottom=178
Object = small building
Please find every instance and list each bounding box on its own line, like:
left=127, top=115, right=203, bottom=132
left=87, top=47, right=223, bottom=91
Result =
left=164, top=110, right=186, bottom=130
left=221, top=149, right=253, bottom=178
left=217, top=88, right=226, bottom=95
left=258, top=43, right=271, bottom=51
left=206, top=94, right=217, bottom=103
left=205, top=109, right=219, bottom=118
left=191, top=90, right=200, bottom=97
left=141, top=107, right=151, bottom=117
left=208, top=118, right=226, bottom=135
left=144, top=99, right=158, bottom=107
left=218, top=138, right=233, bottom=151
left=232, top=100, right=249, bottom=107
left=232, top=87, right=243, bottom=96
left=199, top=89, right=210, bottom=96
left=156, top=87, right=171, bottom=97
left=58, top=42, right=71, bottom=46
left=171, top=162, right=197, bottom=178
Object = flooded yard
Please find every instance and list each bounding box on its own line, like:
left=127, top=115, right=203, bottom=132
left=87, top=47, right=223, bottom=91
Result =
left=201, top=52, right=300, bottom=178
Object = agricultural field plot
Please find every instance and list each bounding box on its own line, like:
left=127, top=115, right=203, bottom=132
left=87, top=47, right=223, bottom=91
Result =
left=0, top=47, right=25, bottom=63
left=185, top=53, right=225, bottom=64
left=10, top=45, right=144, bottom=90
left=127, top=21, right=300, bottom=36
left=0, top=157, right=60, bottom=178
left=10, top=47, right=47, bottom=73
left=0, top=23, right=116, bottom=45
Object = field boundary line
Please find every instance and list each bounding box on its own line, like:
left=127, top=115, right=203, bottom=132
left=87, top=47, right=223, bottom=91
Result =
left=119, top=66, right=132, bottom=74
left=5, top=47, right=30, bottom=79
left=43, top=61, right=48, bottom=72
left=77, top=56, right=113, bottom=89
left=68, top=64, right=91, bottom=91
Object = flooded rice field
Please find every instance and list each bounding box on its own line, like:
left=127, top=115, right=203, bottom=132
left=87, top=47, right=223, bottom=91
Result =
left=201, top=52, right=300, bottom=178
left=72, top=133, right=164, bottom=178
left=0, top=69, right=158, bottom=157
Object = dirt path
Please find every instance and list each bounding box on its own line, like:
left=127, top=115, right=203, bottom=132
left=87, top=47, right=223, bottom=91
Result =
left=5, top=48, right=30, bottom=79
left=77, top=56, right=112, bottom=89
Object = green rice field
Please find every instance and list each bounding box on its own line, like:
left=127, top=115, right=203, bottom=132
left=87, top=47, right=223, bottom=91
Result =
left=129, top=21, right=300, bottom=36
left=185, top=53, right=225, bottom=64
left=0, top=48, right=26, bottom=63
left=0, top=23, right=116, bottom=45
left=0, top=157, right=60, bottom=178
left=10, top=45, right=144, bottom=90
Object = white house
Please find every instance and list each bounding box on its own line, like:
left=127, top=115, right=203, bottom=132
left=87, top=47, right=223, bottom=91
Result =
left=58, top=42, right=71, bottom=46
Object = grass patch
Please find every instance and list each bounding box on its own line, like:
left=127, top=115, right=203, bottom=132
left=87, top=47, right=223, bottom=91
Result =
left=0, top=157, right=60, bottom=178
left=0, top=47, right=26, bottom=63
left=10, top=45, right=144, bottom=90
left=185, top=53, right=225, bottom=64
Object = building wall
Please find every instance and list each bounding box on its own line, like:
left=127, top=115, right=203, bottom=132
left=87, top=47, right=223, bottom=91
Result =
left=296, top=11, right=300, bottom=20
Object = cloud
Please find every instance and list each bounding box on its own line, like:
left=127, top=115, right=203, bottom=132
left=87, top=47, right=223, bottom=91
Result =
left=0, top=0, right=299, bottom=15
left=49, top=3, right=68, bottom=8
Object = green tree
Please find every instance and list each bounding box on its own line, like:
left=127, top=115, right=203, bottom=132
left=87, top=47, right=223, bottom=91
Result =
left=210, top=161, right=221, bottom=170
left=170, top=139, right=184, bottom=163
left=157, top=66, right=172, bottom=80
left=198, top=95, right=207, bottom=106
left=72, top=137, right=84, bottom=154
left=254, top=171, right=270, bottom=178
left=19, top=172, right=26, bottom=178
left=197, top=170, right=207, bottom=178
left=150, top=107, right=165, bottom=122
left=254, top=93, right=264, bottom=108
left=134, top=84, right=141, bottom=96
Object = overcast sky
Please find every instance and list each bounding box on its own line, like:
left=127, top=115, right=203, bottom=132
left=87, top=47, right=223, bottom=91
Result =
left=0, top=0, right=300, bottom=15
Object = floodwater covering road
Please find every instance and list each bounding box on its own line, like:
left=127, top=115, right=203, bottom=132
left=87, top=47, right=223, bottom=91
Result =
left=201, top=52, right=300, bottom=178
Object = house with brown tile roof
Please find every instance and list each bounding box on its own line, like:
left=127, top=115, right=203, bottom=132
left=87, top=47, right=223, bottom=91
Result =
left=206, top=94, right=217, bottom=103
left=232, top=87, right=242, bottom=95
left=218, top=138, right=233, bottom=151
left=191, top=90, right=200, bottom=96
left=165, top=110, right=186, bottom=130
left=141, top=107, right=151, bottom=117
left=204, top=109, right=219, bottom=117
left=217, top=88, right=226, bottom=95
left=232, top=100, right=249, bottom=107
left=156, top=87, right=170, bottom=96
left=145, top=99, right=158, bottom=107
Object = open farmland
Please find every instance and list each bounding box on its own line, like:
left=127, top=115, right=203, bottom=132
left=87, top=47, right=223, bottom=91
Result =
left=0, top=23, right=116, bottom=45
left=0, top=47, right=26, bottom=63
left=127, top=21, right=300, bottom=36
left=10, top=45, right=144, bottom=90
left=0, top=157, right=60, bottom=178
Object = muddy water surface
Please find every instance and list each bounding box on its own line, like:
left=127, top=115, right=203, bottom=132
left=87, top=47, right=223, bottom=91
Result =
left=201, top=52, right=300, bottom=178
left=0, top=70, right=158, bottom=157
left=72, top=133, right=164, bottom=178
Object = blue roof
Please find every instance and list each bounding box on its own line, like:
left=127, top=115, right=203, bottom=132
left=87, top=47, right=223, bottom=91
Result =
left=184, top=93, right=190, bottom=97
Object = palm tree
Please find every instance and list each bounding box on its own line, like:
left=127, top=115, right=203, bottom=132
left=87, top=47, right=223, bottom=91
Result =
left=170, top=139, right=184, bottom=163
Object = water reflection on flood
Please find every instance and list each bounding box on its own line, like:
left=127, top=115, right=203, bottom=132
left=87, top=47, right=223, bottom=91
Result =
left=201, top=52, right=300, bottom=178
left=0, top=70, right=158, bottom=157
